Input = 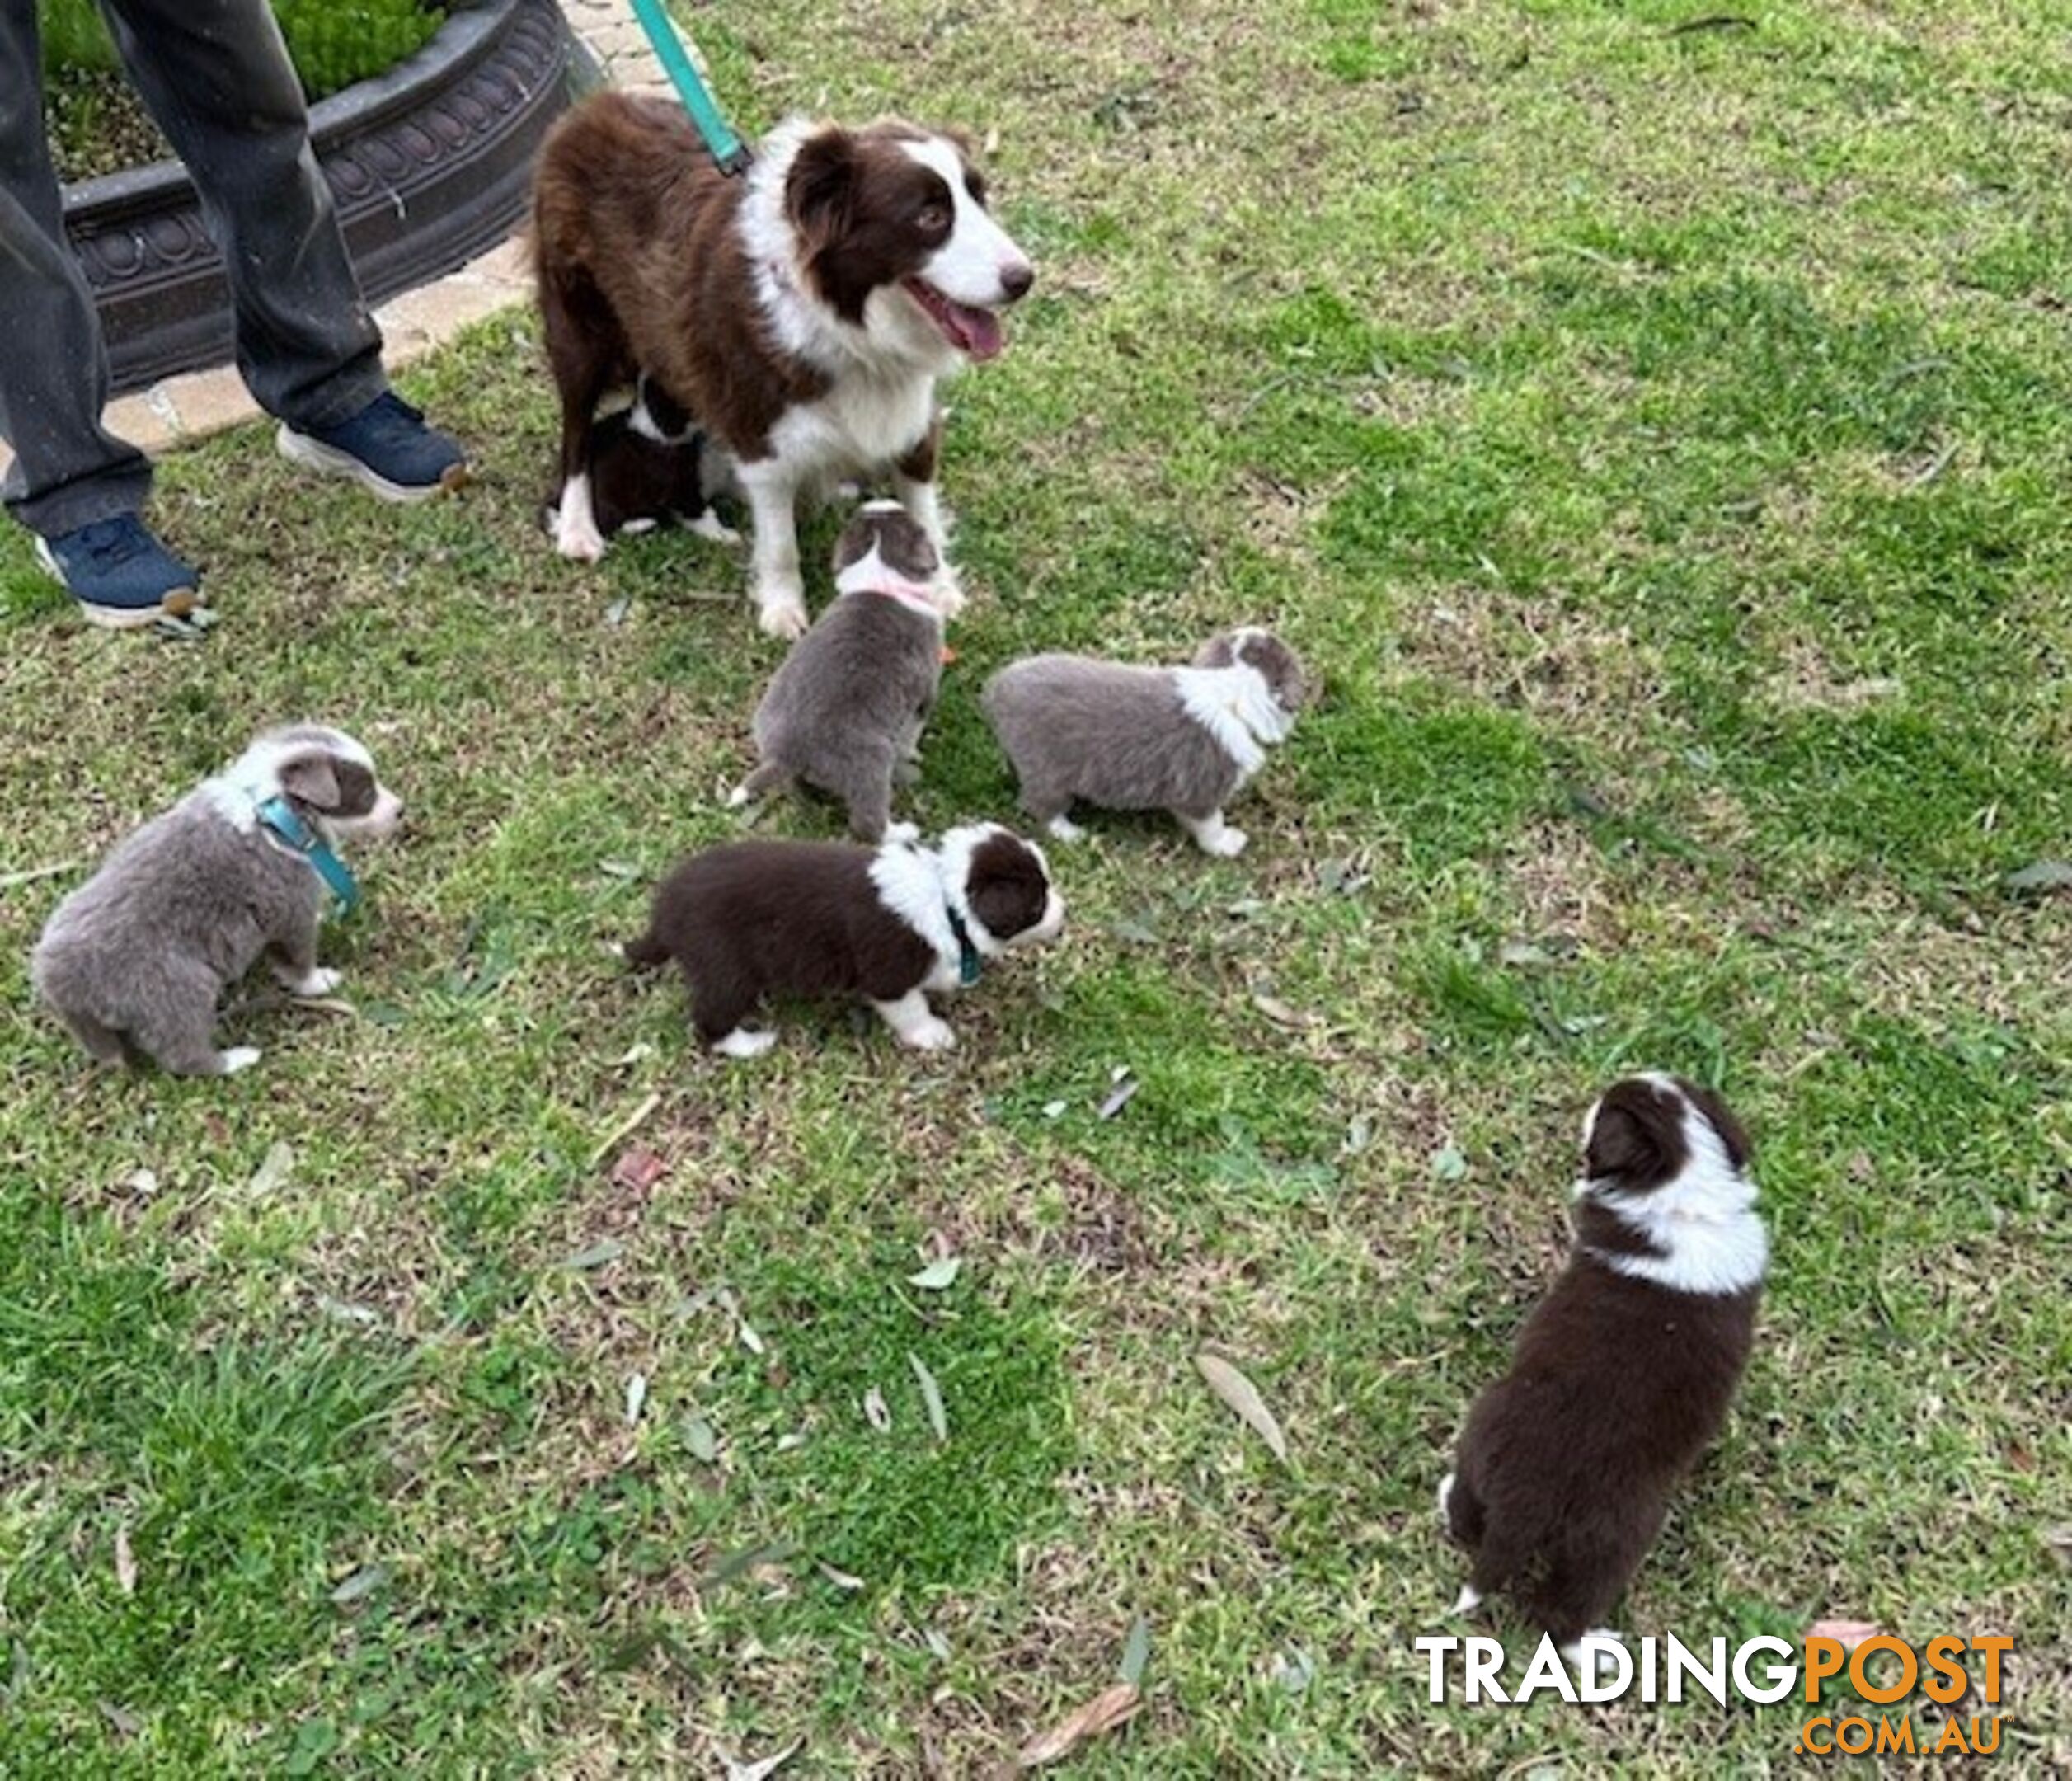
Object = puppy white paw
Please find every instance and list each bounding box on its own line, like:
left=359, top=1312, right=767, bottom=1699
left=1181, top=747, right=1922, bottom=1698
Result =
left=901, top=1016, right=957, bottom=1051
left=1045, top=815, right=1087, bottom=844
left=216, top=1046, right=262, bottom=1075
left=1561, top=1630, right=1628, bottom=1687
left=884, top=820, right=921, bottom=844
left=934, top=571, right=967, bottom=619
left=554, top=509, right=607, bottom=564
left=712, top=1027, right=778, bottom=1060
left=726, top=782, right=754, bottom=810
left=1437, top=1470, right=1454, bottom=1525
left=282, top=966, right=341, bottom=998
left=1449, top=1581, right=1482, bottom=1616
left=688, top=512, right=743, bottom=545
left=756, top=586, right=809, bottom=641
left=1202, top=825, right=1249, bottom=858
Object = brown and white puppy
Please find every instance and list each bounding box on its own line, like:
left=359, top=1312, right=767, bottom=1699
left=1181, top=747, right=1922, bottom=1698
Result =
left=531, top=93, right=1033, bottom=637
left=1439, top=1076, right=1767, bottom=1671
left=981, top=628, right=1308, bottom=856
left=540, top=378, right=737, bottom=543
left=31, top=725, right=403, bottom=1077
left=728, top=501, right=956, bottom=842
left=624, top=824, right=1064, bottom=1057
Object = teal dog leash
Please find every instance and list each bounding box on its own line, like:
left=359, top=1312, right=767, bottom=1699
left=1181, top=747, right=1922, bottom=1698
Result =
left=627, top=0, right=751, bottom=175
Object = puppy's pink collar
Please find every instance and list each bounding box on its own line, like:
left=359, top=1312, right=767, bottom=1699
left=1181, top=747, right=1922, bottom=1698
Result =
left=843, top=576, right=943, bottom=620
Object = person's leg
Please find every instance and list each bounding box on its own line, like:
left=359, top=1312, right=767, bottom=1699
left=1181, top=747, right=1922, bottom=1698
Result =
left=96, top=0, right=384, bottom=430
left=0, top=0, right=155, bottom=539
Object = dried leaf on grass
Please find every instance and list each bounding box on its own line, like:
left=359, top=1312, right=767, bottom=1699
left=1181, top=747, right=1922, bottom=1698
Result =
left=330, top=1562, right=391, bottom=1607
left=684, top=1414, right=720, bottom=1464
left=114, top=1525, right=137, bottom=1596
left=559, top=1238, right=625, bottom=1271
left=907, top=1256, right=962, bottom=1290
left=609, top=1145, right=667, bottom=1192
left=1017, top=1683, right=1142, bottom=1768
left=1195, top=1351, right=1288, bottom=1462
left=625, top=1373, right=648, bottom=1425
left=1251, top=992, right=1311, bottom=1031
left=247, top=1140, right=294, bottom=1196
left=1118, top=1615, right=1151, bottom=1685
left=720, top=1739, right=801, bottom=1780
left=863, top=1385, right=892, bottom=1432
left=2004, top=859, right=2072, bottom=898
left=2041, top=1525, right=2072, bottom=1568
left=908, top=1352, right=948, bottom=1443
left=1097, top=1073, right=1139, bottom=1120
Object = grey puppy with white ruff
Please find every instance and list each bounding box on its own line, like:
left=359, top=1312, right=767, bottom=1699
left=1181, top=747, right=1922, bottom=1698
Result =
left=1439, top=1074, right=1766, bottom=1675
left=625, top=823, right=1064, bottom=1057
left=729, top=501, right=956, bottom=842
left=982, top=627, right=1307, bottom=856
left=31, top=725, right=403, bottom=1077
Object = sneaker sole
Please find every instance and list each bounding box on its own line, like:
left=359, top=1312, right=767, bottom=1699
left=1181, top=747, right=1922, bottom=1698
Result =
left=34, top=538, right=203, bottom=631
left=276, top=425, right=472, bottom=505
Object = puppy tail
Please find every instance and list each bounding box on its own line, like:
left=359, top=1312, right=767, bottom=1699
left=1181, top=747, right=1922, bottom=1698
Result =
left=622, top=929, right=671, bottom=970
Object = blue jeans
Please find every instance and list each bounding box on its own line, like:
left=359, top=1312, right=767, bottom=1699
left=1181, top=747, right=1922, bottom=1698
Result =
left=0, top=0, right=387, bottom=537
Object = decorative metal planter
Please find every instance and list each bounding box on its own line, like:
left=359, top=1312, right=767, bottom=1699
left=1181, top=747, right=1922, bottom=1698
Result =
left=60, top=0, right=592, bottom=395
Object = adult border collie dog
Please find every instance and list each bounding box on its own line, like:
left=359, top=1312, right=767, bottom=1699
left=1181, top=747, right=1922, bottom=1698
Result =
left=530, top=94, right=1033, bottom=637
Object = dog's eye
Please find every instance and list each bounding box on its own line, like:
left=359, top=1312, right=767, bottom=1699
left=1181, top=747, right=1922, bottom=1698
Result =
left=915, top=203, right=951, bottom=234
left=964, top=172, right=988, bottom=206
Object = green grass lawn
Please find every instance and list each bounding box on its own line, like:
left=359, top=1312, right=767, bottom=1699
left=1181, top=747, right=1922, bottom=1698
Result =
left=4, top=0, right=2071, bottom=1771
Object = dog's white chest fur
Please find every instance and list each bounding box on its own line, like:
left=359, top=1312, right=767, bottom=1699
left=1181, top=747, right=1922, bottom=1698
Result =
left=1171, top=662, right=1290, bottom=784
left=767, top=369, right=937, bottom=479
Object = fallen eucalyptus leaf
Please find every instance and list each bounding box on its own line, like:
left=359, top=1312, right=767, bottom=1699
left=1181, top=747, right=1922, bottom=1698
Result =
left=99, top=1700, right=142, bottom=1739
left=923, top=1628, right=952, bottom=1661
left=909, top=1352, right=948, bottom=1443
left=625, top=1373, right=648, bottom=1425
left=247, top=1140, right=294, bottom=1196
left=115, top=1525, right=137, bottom=1597
left=559, top=1238, right=625, bottom=1271
left=330, top=1562, right=391, bottom=1607
left=907, top=1256, right=962, bottom=1290
left=316, top=1295, right=378, bottom=1327
left=1119, top=1614, right=1151, bottom=1685
left=684, top=1415, right=720, bottom=1464
left=1431, top=1144, right=1468, bottom=1183
left=737, top=1319, right=766, bottom=1356
left=604, top=596, right=632, bottom=627
left=1041, top=1099, right=1068, bottom=1120
left=609, top=1145, right=667, bottom=1192
left=817, top=1561, right=864, bottom=1592
left=863, top=1385, right=891, bottom=1432
left=1195, top=1351, right=1288, bottom=1462
left=1251, top=992, right=1311, bottom=1031
left=719, top=1738, right=801, bottom=1781
left=2004, top=859, right=2072, bottom=898
left=1017, top=1682, right=1142, bottom=1768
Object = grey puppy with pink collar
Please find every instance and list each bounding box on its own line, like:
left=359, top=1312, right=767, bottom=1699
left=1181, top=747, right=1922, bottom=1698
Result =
left=729, top=502, right=958, bottom=843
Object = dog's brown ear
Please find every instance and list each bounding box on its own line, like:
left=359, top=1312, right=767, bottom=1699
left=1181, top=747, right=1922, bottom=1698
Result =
left=1192, top=632, right=1238, bottom=669
left=1680, top=1080, right=1753, bottom=1170
left=279, top=750, right=341, bottom=811
left=787, top=126, right=858, bottom=244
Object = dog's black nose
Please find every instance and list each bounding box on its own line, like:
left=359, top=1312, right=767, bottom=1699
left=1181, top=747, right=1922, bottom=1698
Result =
left=1000, top=261, right=1035, bottom=302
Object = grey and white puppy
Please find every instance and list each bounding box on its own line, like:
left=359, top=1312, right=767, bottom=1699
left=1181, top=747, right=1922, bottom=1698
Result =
left=982, top=627, right=1308, bottom=856
left=31, top=724, right=403, bottom=1077
left=728, top=501, right=956, bottom=843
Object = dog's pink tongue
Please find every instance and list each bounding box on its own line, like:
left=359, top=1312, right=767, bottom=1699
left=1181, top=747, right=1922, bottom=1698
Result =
left=956, top=302, right=1004, bottom=360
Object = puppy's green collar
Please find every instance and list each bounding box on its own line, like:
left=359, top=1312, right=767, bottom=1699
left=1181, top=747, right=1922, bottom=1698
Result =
left=255, top=796, right=359, bottom=913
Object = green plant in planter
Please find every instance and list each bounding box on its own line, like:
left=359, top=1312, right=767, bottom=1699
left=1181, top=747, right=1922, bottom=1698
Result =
left=35, top=0, right=448, bottom=102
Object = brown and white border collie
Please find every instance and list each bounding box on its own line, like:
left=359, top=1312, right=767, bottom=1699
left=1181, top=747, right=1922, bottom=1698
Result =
left=623, top=824, right=1064, bottom=1057
left=530, top=94, right=1033, bottom=637
left=1439, top=1074, right=1767, bottom=1672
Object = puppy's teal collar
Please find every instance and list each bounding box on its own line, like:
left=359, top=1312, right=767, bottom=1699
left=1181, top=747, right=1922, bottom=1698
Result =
left=255, top=796, right=359, bottom=913
left=944, top=904, right=983, bottom=986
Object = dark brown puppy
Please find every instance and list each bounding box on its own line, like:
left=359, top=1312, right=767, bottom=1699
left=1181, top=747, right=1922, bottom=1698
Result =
left=1440, top=1075, right=1766, bottom=1670
left=531, top=93, right=1031, bottom=637
left=624, top=825, right=1064, bottom=1057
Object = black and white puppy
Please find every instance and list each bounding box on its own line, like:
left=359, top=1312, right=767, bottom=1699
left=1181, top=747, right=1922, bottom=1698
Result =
left=727, top=501, right=956, bottom=842
left=540, top=378, right=738, bottom=543
left=624, top=823, right=1064, bottom=1056
left=981, top=627, right=1308, bottom=856
left=1439, top=1075, right=1767, bottom=1669
left=31, top=725, right=403, bottom=1077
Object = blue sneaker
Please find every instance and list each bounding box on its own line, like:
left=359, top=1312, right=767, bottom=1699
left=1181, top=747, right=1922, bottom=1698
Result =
left=35, top=515, right=204, bottom=630
left=277, top=391, right=469, bottom=504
